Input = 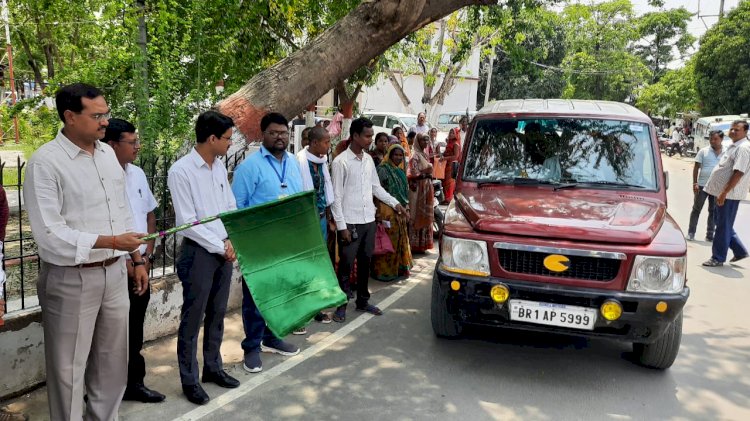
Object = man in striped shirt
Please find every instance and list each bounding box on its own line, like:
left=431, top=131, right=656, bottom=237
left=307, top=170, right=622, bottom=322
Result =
left=702, top=120, right=750, bottom=267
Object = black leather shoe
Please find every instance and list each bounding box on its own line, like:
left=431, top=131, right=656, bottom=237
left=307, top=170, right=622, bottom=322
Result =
left=202, top=370, right=240, bottom=389
left=182, top=384, right=210, bottom=405
left=123, top=383, right=166, bottom=403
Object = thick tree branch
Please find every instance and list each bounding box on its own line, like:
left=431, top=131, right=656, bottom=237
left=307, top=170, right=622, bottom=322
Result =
left=386, top=67, right=413, bottom=110
left=219, top=0, right=495, bottom=140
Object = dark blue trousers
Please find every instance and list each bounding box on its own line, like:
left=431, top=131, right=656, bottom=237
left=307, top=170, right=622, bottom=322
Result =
left=711, top=198, right=748, bottom=262
left=241, top=281, right=279, bottom=354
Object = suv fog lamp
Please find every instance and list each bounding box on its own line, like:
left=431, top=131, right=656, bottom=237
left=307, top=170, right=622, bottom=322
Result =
left=655, top=301, right=668, bottom=313
left=490, top=284, right=510, bottom=303
left=450, top=280, right=461, bottom=291
left=600, top=300, right=623, bottom=321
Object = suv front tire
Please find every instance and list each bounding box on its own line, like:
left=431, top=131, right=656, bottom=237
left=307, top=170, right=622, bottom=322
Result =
left=633, top=311, right=683, bottom=369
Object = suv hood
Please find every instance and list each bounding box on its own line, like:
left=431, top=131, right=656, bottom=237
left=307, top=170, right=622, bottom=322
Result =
left=457, top=188, right=665, bottom=245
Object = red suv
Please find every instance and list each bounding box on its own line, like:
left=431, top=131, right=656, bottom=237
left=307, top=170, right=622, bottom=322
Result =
left=432, top=99, right=688, bottom=369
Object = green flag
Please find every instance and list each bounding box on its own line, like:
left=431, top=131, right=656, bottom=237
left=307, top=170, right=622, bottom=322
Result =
left=221, top=191, right=346, bottom=337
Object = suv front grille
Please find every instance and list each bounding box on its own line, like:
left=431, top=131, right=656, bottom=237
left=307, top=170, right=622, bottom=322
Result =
left=498, top=249, right=620, bottom=281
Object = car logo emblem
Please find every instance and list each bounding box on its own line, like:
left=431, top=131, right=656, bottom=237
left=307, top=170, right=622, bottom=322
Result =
left=543, top=254, right=570, bottom=272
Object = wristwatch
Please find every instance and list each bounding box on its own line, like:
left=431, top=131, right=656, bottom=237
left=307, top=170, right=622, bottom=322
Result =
left=132, top=260, right=146, bottom=267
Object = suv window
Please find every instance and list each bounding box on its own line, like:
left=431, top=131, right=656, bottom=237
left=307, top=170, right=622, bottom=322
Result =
left=369, top=115, right=386, bottom=127
left=463, top=118, right=657, bottom=190
left=385, top=116, right=400, bottom=129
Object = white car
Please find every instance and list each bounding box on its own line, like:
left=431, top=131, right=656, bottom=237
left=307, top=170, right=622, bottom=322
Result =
left=435, top=111, right=476, bottom=145
left=362, top=111, right=421, bottom=136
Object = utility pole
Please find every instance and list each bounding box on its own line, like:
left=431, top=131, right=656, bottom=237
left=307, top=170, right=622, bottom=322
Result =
left=133, top=0, right=151, bottom=150
left=719, top=0, right=726, bottom=18
left=1, top=0, right=19, bottom=145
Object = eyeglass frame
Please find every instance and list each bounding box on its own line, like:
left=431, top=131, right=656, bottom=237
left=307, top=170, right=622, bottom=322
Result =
left=264, top=130, right=289, bottom=138
left=76, top=111, right=111, bottom=122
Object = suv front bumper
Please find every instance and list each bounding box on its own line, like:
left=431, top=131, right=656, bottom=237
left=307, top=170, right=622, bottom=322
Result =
left=435, top=267, right=689, bottom=343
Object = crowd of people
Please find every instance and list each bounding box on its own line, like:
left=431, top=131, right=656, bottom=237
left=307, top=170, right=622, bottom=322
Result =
left=6, top=83, right=466, bottom=419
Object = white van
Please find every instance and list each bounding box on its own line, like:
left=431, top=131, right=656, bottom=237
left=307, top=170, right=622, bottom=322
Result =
left=692, top=115, right=743, bottom=153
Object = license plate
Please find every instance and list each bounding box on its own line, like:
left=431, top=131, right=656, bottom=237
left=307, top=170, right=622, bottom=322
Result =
left=508, top=299, right=597, bottom=331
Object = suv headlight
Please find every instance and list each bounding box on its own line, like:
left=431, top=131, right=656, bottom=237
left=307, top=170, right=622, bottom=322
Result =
left=626, top=255, right=686, bottom=293
left=440, top=236, right=490, bottom=277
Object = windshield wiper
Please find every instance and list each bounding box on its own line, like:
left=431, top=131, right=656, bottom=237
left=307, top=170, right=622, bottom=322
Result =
left=577, top=181, right=647, bottom=189
left=553, top=182, right=579, bottom=191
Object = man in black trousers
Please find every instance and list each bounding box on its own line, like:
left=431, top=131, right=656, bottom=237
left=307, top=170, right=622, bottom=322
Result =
left=168, top=111, right=240, bottom=405
left=103, top=118, right=165, bottom=403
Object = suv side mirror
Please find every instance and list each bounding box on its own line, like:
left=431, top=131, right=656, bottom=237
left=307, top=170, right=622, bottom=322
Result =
left=664, top=171, right=669, bottom=190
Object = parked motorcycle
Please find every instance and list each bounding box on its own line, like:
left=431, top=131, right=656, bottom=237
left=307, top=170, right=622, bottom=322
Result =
left=432, top=179, right=444, bottom=239
left=666, top=138, right=695, bottom=157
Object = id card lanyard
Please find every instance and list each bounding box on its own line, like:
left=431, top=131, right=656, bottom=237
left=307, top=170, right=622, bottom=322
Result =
left=265, top=154, right=288, bottom=198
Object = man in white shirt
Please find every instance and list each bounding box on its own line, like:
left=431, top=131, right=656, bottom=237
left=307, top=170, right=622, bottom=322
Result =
left=459, top=115, right=469, bottom=143
left=24, top=83, right=147, bottom=420
left=168, top=111, right=240, bottom=405
left=702, top=120, right=750, bottom=267
left=409, top=112, right=430, bottom=135
left=687, top=130, right=724, bottom=241
left=103, top=118, right=165, bottom=403
left=331, top=117, right=406, bottom=322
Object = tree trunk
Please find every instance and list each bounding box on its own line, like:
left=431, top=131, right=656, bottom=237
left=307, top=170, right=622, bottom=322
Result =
left=219, top=0, right=494, bottom=140
left=16, top=31, right=45, bottom=88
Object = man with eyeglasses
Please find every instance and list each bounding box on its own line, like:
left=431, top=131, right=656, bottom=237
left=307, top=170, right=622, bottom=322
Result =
left=24, top=83, right=147, bottom=420
left=102, top=118, right=165, bottom=404
left=168, top=110, right=240, bottom=405
left=232, top=112, right=303, bottom=374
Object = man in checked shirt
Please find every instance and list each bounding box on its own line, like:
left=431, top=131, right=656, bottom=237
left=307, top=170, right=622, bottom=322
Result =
left=702, top=120, right=750, bottom=267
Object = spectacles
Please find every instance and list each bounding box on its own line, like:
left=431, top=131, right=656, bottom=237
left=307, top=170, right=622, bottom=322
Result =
left=264, top=130, right=289, bottom=138
left=79, top=111, right=111, bottom=122
left=120, top=140, right=141, bottom=147
left=219, top=135, right=232, bottom=141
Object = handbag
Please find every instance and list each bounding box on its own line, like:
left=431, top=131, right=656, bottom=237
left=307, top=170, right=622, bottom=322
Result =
left=433, top=157, right=446, bottom=179
left=373, top=223, right=395, bottom=255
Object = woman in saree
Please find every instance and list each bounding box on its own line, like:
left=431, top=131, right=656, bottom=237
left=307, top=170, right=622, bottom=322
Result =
left=442, top=127, right=461, bottom=203
left=408, top=134, right=435, bottom=253
left=371, top=144, right=413, bottom=281
left=392, top=126, right=411, bottom=157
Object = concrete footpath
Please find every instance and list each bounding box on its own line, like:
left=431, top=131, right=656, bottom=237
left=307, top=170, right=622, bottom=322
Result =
left=1, top=253, right=439, bottom=420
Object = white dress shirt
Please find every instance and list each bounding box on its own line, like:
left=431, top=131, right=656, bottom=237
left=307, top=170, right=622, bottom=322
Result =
left=168, top=148, right=237, bottom=255
left=125, top=164, right=158, bottom=255
left=24, top=130, right=135, bottom=266
left=331, top=147, right=399, bottom=230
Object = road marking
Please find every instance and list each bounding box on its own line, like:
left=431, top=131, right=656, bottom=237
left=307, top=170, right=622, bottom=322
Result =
left=173, top=268, right=432, bottom=421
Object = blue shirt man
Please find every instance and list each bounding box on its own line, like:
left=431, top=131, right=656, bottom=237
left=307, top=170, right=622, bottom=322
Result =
left=231, top=112, right=303, bottom=374
left=233, top=145, right=304, bottom=208
left=687, top=130, right=725, bottom=241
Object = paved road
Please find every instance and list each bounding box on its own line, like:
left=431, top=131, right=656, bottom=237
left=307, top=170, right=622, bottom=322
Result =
left=7, top=154, right=750, bottom=420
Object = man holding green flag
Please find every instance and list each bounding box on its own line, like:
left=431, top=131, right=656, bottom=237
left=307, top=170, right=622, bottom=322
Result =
left=169, top=111, right=240, bottom=405
left=231, top=112, right=304, bottom=374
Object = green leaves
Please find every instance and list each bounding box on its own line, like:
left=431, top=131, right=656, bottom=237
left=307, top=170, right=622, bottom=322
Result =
left=694, top=1, right=750, bottom=115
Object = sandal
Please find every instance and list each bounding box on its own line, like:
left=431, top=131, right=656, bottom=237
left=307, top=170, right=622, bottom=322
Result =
left=355, top=304, right=383, bottom=316
left=332, top=308, right=346, bottom=323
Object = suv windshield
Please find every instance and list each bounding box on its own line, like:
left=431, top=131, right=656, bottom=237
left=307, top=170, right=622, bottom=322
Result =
left=463, top=118, right=657, bottom=189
